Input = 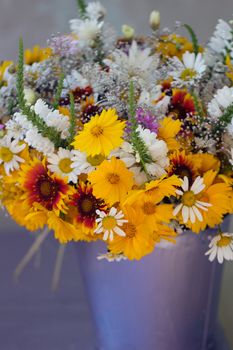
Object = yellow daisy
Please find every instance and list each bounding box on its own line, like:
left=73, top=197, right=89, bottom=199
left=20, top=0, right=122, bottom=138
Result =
left=157, top=116, right=181, bottom=150
left=152, top=223, right=177, bottom=245
left=156, top=34, right=203, bottom=59
left=108, top=205, right=155, bottom=260
left=47, top=211, right=82, bottom=244
left=0, top=61, right=13, bottom=81
left=24, top=46, right=52, bottom=65
left=142, top=175, right=182, bottom=204
left=125, top=188, right=174, bottom=232
left=192, top=153, right=220, bottom=175
left=88, top=157, right=134, bottom=206
left=72, top=109, right=125, bottom=156
left=226, top=54, right=233, bottom=82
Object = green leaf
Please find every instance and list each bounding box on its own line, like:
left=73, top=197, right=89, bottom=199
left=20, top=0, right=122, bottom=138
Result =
left=220, top=103, right=233, bottom=125
left=183, top=24, right=199, bottom=56
left=76, top=0, right=87, bottom=18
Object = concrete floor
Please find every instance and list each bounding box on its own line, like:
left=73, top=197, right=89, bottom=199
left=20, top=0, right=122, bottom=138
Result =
left=0, top=0, right=233, bottom=348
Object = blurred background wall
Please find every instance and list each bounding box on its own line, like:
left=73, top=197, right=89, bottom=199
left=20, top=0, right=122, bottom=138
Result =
left=0, top=0, right=233, bottom=348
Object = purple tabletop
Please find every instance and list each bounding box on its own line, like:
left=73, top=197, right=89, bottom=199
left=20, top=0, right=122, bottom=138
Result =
left=0, top=218, right=95, bottom=350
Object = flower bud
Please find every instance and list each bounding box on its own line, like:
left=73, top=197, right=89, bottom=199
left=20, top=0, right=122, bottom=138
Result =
left=24, top=88, right=36, bottom=105
left=150, top=10, right=160, bottom=30
left=122, top=25, right=135, bottom=40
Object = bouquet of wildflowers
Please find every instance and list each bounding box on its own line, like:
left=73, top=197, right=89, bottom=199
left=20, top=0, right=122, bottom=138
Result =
left=1, top=0, right=233, bottom=264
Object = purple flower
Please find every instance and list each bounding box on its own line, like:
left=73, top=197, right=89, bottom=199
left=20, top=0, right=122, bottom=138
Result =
left=0, top=124, right=5, bottom=130
left=49, top=34, right=80, bottom=57
left=136, top=107, right=159, bottom=133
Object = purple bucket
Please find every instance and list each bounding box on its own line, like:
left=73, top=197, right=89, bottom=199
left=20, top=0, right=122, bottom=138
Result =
left=76, top=223, right=230, bottom=350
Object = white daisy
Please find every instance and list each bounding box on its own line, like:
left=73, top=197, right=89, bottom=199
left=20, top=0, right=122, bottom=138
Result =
left=170, top=51, right=206, bottom=84
left=110, top=142, right=136, bottom=168
left=205, top=232, right=233, bottom=263
left=103, top=40, right=159, bottom=83
left=25, top=128, right=55, bottom=155
left=94, top=207, right=127, bottom=241
left=47, top=148, right=79, bottom=183
left=208, top=86, right=233, bottom=119
left=86, top=2, right=106, bottom=20
left=97, top=252, right=127, bottom=262
left=229, top=148, right=233, bottom=166
left=5, top=119, right=25, bottom=141
left=208, top=19, right=233, bottom=55
left=33, top=99, right=70, bottom=139
left=71, top=150, right=104, bottom=175
left=138, top=126, right=169, bottom=178
left=173, top=176, right=212, bottom=224
left=70, top=18, right=103, bottom=47
left=63, top=70, right=89, bottom=91
left=9, top=112, right=55, bottom=155
left=0, top=136, right=26, bottom=175
left=130, top=166, right=148, bottom=186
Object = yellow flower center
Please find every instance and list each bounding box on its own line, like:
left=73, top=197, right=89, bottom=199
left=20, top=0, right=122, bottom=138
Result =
left=181, top=190, right=196, bottom=207
left=40, top=181, right=52, bottom=197
left=180, top=68, right=197, bottom=81
left=81, top=198, right=94, bottom=213
left=217, top=235, right=232, bottom=248
left=102, top=216, right=117, bottom=230
left=91, top=125, right=104, bottom=137
left=0, top=147, right=14, bottom=162
left=123, top=223, right=137, bottom=238
left=143, top=201, right=156, bottom=215
left=87, top=154, right=105, bottom=166
left=58, top=158, right=72, bottom=173
left=107, top=173, right=120, bottom=184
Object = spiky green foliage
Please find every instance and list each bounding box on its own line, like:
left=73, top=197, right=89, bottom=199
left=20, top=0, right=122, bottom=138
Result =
left=214, top=103, right=233, bottom=133
left=16, top=38, right=67, bottom=149
left=53, top=73, right=65, bottom=109
left=128, top=81, right=153, bottom=176
left=76, top=0, right=87, bottom=18
left=7, top=97, right=15, bottom=115
left=67, top=92, right=77, bottom=146
left=16, top=38, right=26, bottom=110
left=183, top=24, right=199, bottom=56
left=191, top=92, right=204, bottom=120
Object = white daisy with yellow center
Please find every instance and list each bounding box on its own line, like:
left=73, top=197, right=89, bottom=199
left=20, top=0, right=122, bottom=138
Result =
left=171, top=51, right=206, bottom=84
left=47, top=148, right=79, bottom=183
left=205, top=232, right=233, bottom=263
left=0, top=137, right=26, bottom=175
left=173, top=176, right=212, bottom=224
left=94, top=207, right=127, bottom=241
left=71, top=150, right=105, bottom=175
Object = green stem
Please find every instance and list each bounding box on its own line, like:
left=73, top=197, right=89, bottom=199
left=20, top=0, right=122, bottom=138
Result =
left=53, top=73, right=65, bottom=109
left=67, top=92, right=76, bottom=146
left=183, top=24, right=199, bottom=56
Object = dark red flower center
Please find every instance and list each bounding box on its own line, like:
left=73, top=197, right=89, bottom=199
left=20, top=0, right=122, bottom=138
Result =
left=71, top=186, right=105, bottom=228
left=24, top=163, right=67, bottom=211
